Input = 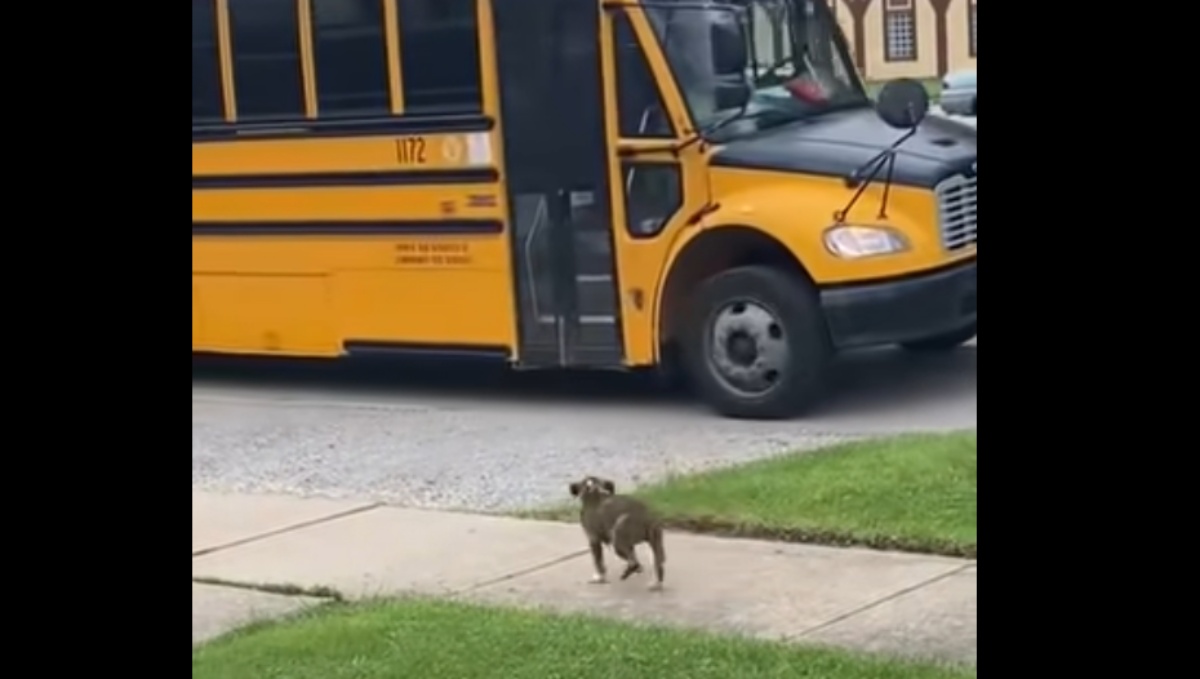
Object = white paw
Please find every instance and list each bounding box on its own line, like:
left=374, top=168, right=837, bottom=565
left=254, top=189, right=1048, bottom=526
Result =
left=589, top=573, right=608, bottom=584
left=648, top=582, right=663, bottom=592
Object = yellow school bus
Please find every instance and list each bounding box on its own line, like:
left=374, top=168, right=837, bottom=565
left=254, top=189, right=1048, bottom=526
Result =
left=192, top=0, right=977, bottom=419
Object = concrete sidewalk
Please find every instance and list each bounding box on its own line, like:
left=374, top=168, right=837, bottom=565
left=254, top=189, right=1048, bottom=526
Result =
left=192, top=490, right=976, bottom=665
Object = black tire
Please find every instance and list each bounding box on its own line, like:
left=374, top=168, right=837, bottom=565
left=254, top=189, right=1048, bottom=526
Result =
left=653, top=341, right=690, bottom=393
left=681, top=265, right=832, bottom=420
left=900, top=321, right=977, bottom=353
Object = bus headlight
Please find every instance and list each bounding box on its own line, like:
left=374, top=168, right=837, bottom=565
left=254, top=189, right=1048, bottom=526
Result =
left=823, top=225, right=909, bottom=259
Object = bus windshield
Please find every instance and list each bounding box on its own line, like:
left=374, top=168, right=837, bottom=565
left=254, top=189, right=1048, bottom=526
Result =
left=646, top=0, right=869, bottom=141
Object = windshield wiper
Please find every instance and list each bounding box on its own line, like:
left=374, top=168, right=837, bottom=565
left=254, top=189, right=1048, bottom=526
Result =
left=686, top=87, right=805, bottom=146
left=696, top=99, right=758, bottom=139
left=620, top=78, right=758, bottom=158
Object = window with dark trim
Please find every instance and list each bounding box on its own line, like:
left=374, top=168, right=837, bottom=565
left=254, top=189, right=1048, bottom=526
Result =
left=613, top=12, right=674, bottom=138
left=396, top=0, right=483, bottom=114
left=622, top=162, right=682, bottom=239
left=227, top=0, right=305, bottom=120
left=968, top=0, right=977, bottom=57
left=192, top=0, right=224, bottom=123
left=310, top=0, right=391, bottom=117
left=883, top=0, right=917, bottom=63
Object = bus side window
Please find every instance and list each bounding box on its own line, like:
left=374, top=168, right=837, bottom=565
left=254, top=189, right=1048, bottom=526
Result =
left=192, top=0, right=224, bottom=124
left=622, top=162, right=682, bottom=239
left=226, top=0, right=306, bottom=121
left=310, top=0, right=391, bottom=118
left=612, top=12, right=674, bottom=138
left=396, top=0, right=483, bottom=114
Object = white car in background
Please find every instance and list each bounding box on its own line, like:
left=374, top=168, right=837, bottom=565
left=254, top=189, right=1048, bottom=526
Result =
left=939, top=69, right=976, bottom=116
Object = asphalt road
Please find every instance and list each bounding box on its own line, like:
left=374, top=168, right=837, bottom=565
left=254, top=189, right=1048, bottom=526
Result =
left=193, top=340, right=976, bottom=511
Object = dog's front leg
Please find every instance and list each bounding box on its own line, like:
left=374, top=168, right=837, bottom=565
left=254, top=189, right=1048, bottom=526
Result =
left=588, top=539, right=608, bottom=583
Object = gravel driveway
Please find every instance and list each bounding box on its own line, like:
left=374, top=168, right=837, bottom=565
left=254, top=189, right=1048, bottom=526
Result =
left=192, top=396, right=855, bottom=512
left=193, top=344, right=975, bottom=512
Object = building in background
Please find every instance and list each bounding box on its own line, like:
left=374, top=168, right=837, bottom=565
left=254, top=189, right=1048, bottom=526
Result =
left=829, top=0, right=975, bottom=83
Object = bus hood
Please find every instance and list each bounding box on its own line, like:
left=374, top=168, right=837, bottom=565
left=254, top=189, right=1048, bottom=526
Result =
left=710, top=107, right=977, bottom=189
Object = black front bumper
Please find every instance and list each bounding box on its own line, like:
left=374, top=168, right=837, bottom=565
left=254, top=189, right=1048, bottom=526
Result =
left=820, top=260, right=977, bottom=349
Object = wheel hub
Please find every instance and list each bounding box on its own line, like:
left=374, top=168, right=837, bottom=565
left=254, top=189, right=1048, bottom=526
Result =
left=707, top=300, right=788, bottom=397
left=725, top=332, right=758, bottom=366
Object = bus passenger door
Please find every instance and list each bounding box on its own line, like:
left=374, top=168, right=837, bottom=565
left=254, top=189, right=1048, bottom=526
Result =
left=491, top=0, right=625, bottom=367
left=599, top=6, right=718, bottom=366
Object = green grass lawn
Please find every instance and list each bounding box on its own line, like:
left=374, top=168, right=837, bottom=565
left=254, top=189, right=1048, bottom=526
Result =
left=193, top=598, right=975, bottom=679
left=520, top=432, right=976, bottom=558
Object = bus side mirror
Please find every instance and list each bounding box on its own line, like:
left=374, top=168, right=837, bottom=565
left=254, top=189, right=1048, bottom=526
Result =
left=875, top=78, right=930, bottom=129
left=714, top=79, right=751, bottom=110
left=710, top=17, right=748, bottom=77
left=710, top=13, right=752, bottom=111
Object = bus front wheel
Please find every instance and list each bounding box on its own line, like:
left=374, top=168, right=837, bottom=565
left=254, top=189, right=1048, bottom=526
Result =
left=682, top=265, right=832, bottom=420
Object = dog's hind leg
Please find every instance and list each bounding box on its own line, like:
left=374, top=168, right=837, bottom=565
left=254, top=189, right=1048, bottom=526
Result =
left=611, top=514, right=643, bottom=580
left=614, top=541, right=643, bottom=580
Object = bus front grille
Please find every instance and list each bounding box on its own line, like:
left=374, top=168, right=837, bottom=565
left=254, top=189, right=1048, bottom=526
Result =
left=935, top=173, right=977, bottom=251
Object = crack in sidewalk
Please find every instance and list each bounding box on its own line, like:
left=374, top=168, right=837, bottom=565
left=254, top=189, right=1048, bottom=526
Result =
left=788, top=562, right=974, bottom=641
left=193, top=575, right=344, bottom=600
left=192, top=549, right=589, bottom=604
left=453, top=549, right=590, bottom=596
left=193, top=502, right=383, bottom=558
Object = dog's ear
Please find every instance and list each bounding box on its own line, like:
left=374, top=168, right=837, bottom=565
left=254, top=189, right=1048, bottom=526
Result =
left=569, top=482, right=582, bottom=497
left=601, top=479, right=615, bottom=494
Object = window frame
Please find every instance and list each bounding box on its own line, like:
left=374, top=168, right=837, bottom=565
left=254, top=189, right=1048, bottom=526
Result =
left=612, top=10, right=676, bottom=140
left=882, top=0, right=917, bottom=64
left=192, top=0, right=225, bottom=124
left=395, top=0, right=484, bottom=115
left=308, top=0, right=392, bottom=119
left=968, top=0, right=976, bottom=58
left=225, top=0, right=308, bottom=121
